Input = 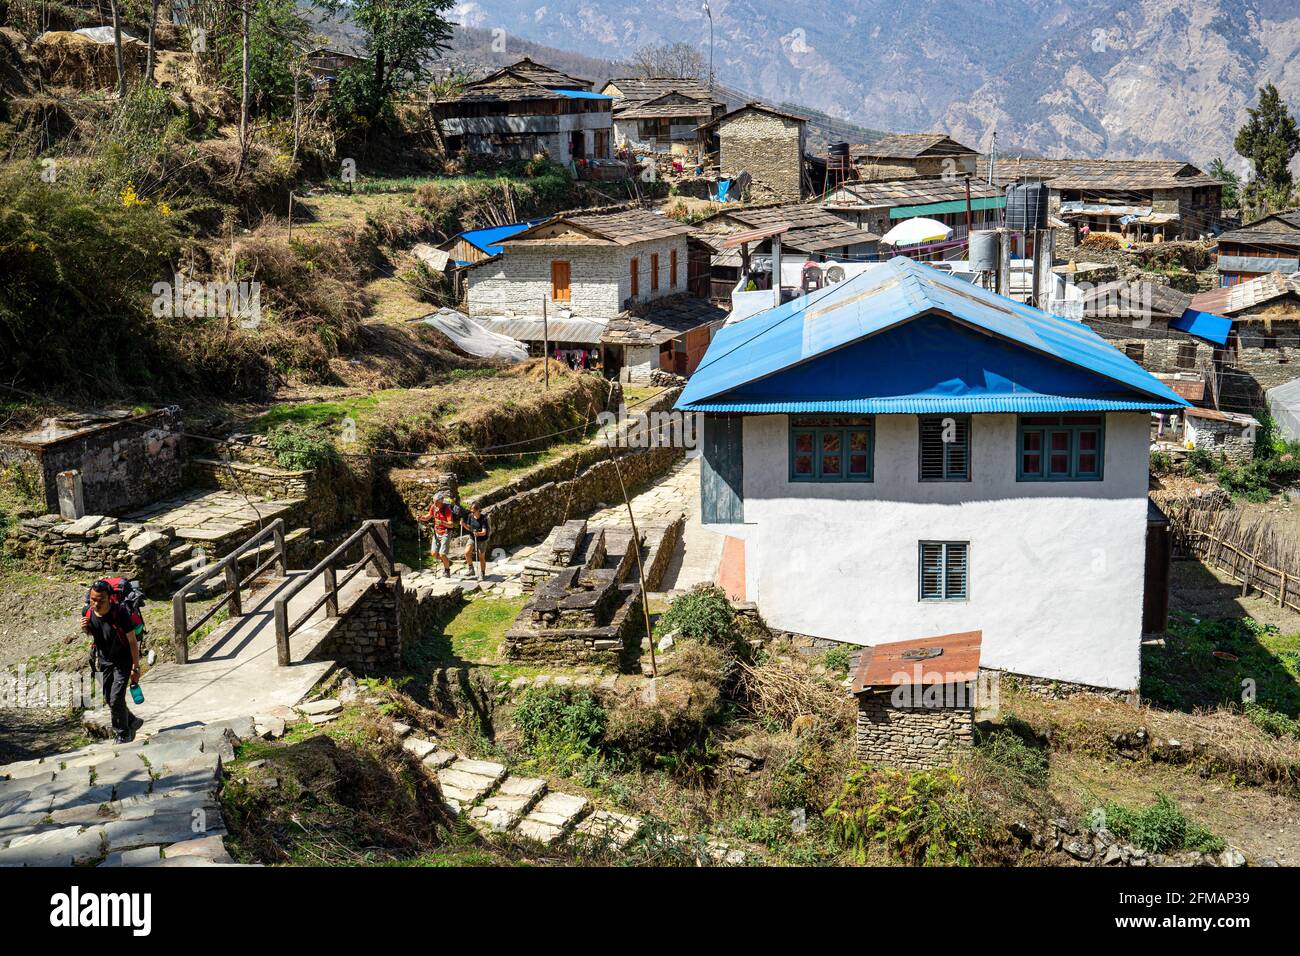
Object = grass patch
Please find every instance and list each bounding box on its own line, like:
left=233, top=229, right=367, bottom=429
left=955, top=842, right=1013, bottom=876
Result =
left=254, top=392, right=397, bottom=432
left=405, top=597, right=527, bottom=669
left=1142, top=612, right=1300, bottom=717
left=1094, top=793, right=1225, bottom=854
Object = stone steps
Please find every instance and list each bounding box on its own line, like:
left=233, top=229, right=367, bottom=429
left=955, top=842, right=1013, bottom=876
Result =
left=0, top=716, right=281, bottom=867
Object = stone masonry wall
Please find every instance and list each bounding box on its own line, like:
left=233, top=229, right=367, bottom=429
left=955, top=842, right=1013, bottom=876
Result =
left=0, top=408, right=185, bottom=517
left=314, top=577, right=403, bottom=672
left=4, top=514, right=173, bottom=592
left=467, top=236, right=689, bottom=319
left=1188, top=416, right=1256, bottom=464
left=719, top=111, right=804, bottom=202
left=855, top=693, right=974, bottom=770
left=484, top=444, right=682, bottom=552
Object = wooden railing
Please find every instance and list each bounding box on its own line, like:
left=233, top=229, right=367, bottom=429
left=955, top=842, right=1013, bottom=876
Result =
left=172, top=519, right=287, bottom=664
left=272, top=519, right=393, bottom=667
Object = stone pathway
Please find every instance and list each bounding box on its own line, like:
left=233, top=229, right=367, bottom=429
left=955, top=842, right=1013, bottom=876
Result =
left=431, top=456, right=721, bottom=603
left=386, top=719, right=746, bottom=863
left=0, top=716, right=282, bottom=866
left=125, top=489, right=303, bottom=556
left=96, top=570, right=355, bottom=733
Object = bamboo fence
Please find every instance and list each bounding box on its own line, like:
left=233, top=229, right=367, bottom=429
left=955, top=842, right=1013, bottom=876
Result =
left=1164, top=498, right=1300, bottom=614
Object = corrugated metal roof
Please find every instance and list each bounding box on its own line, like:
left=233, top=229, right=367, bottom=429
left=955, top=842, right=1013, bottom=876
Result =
left=888, top=196, right=1005, bottom=219
left=676, top=256, right=1189, bottom=413
left=854, top=631, right=982, bottom=692
left=456, top=219, right=547, bottom=255
left=1169, top=309, right=1232, bottom=345
left=472, top=316, right=607, bottom=344
left=683, top=396, right=1185, bottom=413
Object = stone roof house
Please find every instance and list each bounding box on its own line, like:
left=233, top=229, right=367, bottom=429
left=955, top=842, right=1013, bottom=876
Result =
left=698, top=103, right=808, bottom=203
left=849, top=133, right=978, bottom=181
left=600, top=77, right=722, bottom=154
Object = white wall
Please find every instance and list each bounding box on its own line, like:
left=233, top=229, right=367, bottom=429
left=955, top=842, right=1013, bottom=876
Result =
left=468, top=236, right=689, bottom=319
left=713, top=412, right=1150, bottom=690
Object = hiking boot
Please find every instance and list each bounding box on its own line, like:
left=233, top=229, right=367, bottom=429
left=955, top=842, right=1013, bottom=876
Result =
left=130, top=715, right=144, bottom=734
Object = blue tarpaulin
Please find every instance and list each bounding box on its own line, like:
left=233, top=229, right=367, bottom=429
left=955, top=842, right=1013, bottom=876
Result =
left=715, top=179, right=732, bottom=203
left=454, top=219, right=547, bottom=257
left=547, top=88, right=612, bottom=100
left=676, top=256, right=1189, bottom=414
left=1169, top=308, right=1232, bottom=346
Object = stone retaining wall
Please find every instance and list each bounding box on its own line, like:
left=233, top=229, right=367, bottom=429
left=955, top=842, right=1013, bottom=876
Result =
left=855, top=692, right=974, bottom=770
left=399, top=581, right=465, bottom=647
left=188, top=456, right=372, bottom=535
left=4, top=514, right=173, bottom=592
left=314, top=577, right=403, bottom=672
left=505, top=584, right=644, bottom=667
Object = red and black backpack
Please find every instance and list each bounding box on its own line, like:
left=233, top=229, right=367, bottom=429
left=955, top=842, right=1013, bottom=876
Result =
left=84, top=578, right=148, bottom=662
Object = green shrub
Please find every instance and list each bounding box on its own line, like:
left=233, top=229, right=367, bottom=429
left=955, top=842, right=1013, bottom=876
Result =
left=513, top=686, right=606, bottom=774
left=266, top=423, right=340, bottom=471
left=824, top=766, right=994, bottom=866
left=1149, top=450, right=1172, bottom=474
left=1184, top=446, right=1216, bottom=476
left=1098, top=793, right=1225, bottom=854
left=1244, top=701, right=1300, bottom=739
left=978, top=727, right=1049, bottom=785
left=656, top=583, right=739, bottom=648
left=822, top=644, right=853, bottom=674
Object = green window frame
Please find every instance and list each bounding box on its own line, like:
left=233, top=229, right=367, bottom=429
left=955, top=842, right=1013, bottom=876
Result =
left=789, top=415, right=873, bottom=482
left=918, top=415, right=971, bottom=481
left=919, top=541, right=969, bottom=601
left=1017, top=415, right=1104, bottom=481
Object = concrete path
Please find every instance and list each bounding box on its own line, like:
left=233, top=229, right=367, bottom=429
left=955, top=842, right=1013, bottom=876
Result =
left=122, top=571, right=360, bottom=732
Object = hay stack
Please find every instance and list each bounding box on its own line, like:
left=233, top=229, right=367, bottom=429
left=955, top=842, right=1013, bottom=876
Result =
left=33, top=30, right=145, bottom=92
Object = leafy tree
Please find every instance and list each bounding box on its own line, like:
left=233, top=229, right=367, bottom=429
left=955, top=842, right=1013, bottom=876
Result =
left=217, top=0, right=310, bottom=119
left=1207, top=156, right=1240, bottom=209
left=328, top=0, right=455, bottom=126
left=630, top=42, right=707, bottom=80
left=1234, top=83, right=1300, bottom=213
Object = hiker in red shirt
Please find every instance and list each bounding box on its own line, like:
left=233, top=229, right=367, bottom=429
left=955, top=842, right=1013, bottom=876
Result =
left=418, top=493, right=459, bottom=578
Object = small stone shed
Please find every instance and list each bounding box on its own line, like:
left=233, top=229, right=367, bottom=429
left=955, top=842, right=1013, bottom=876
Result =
left=0, top=408, right=185, bottom=517
left=699, top=103, right=807, bottom=203
left=1182, top=407, right=1258, bottom=464
left=851, top=631, right=982, bottom=770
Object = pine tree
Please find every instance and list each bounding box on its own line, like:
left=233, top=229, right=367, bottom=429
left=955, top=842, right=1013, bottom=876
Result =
left=1233, top=83, right=1300, bottom=213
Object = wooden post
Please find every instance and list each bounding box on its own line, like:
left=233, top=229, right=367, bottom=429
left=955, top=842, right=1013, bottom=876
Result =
left=172, top=594, right=189, bottom=665
left=324, top=565, right=339, bottom=617
left=997, top=228, right=1011, bottom=298
left=542, top=296, right=550, bottom=390
left=772, top=232, right=783, bottom=309
left=274, top=600, right=290, bottom=666
left=604, top=442, right=657, bottom=679
left=1281, top=571, right=1288, bottom=609
left=273, top=521, right=287, bottom=576
left=224, top=561, right=242, bottom=617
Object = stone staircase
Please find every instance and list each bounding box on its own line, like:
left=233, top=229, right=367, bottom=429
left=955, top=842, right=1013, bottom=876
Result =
left=391, top=723, right=668, bottom=856
left=0, top=716, right=284, bottom=867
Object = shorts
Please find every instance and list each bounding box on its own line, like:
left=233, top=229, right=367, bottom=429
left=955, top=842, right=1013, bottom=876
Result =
left=431, top=531, right=452, bottom=556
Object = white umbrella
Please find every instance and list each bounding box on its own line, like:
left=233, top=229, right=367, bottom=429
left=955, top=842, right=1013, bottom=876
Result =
left=880, top=217, right=953, bottom=246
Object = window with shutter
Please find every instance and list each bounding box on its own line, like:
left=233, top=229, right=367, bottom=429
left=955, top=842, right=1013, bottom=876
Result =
left=670, top=249, right=678, bottom=287
left=1017, top=415, right=1105, bottom=481
left=1176, top=342, right=1197, bottom=369
left=919, top=541, right=968, bottom=601
left=630, top=257, right=639, bottom=298
left=789, top=416, right=873, bottom=482
left=651, top=253, right=660, bottom=292
left=918, top=416, right=970, bottom=481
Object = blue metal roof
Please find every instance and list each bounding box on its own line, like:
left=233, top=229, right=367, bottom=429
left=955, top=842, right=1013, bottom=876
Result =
left=455, top=219, right=547, bottom=256
left=677, top=256, right=1190, bottom=414
left=1170, top=308, right=1232, bottom=346
left=548, top=88, right=612, bottom=100
left=685, top=397, right=1185, bottom=414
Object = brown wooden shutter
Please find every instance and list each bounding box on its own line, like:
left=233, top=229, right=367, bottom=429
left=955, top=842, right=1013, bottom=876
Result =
left=630, top=257, right=639, bottom=298
left=551, top=260, right=571, bottom=302
left=650, top=253, right=660, bottom=292
left=670, top=249, right=678, bottom=287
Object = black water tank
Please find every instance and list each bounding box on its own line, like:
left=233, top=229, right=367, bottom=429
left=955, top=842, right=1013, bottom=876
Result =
left=1005, top=181, right=1049, bottom=231
left=828, top=142, right=850, bottom=158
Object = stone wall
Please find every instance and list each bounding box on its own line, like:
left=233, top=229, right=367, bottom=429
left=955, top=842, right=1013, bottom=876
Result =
left=854, top=691, right=974, bottom=770
left=1186, top=415, right=1256, bottom=464
left=505, top=583, right=644, bottom=666
left=467, top=236, right=689, bottom=319
left=4, top=514, right=173, bottom=592
left=399, top=580, right=465, bottom=648
left=188, top=454, right=372, bottom=535
left=0, top=408, right=184, bottom=517
left=718, top=111, right=804, bottom=202
left=483, top=444, right=682, bottom=551
left=314, top=577, right=403, bottom=672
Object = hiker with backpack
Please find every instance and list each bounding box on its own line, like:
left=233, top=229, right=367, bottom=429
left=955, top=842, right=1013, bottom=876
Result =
left=82, top=579, right=146, bottom=743
left=417, top=493, right=460, bottom=579
left=461, top=502, right=492, bottom=581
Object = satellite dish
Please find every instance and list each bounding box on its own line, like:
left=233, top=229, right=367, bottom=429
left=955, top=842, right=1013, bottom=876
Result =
left=825, top=265, right=846, bottom=284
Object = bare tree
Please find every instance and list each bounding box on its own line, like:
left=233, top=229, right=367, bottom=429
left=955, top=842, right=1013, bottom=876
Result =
left=144, top=0, right=160, bottom=84
left=109, top=0, right=128, bottom=97
left=629, top=42, right=706, bottom=80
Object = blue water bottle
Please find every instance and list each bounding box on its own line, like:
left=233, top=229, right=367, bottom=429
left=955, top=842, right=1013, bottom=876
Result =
left=130, top=683, right=144, bottom=706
